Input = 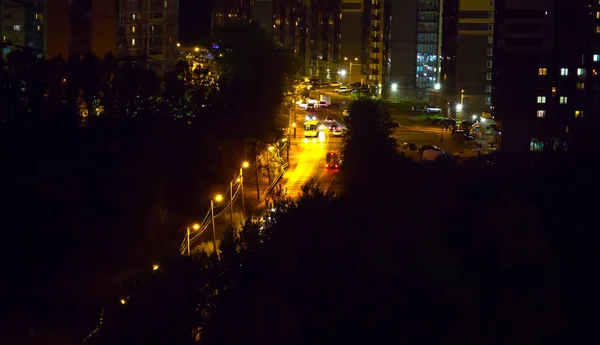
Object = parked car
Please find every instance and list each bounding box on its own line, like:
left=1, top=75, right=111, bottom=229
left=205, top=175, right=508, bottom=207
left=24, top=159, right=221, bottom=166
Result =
left=306, top=103, right=315, bottom=111
left=336, top=86, right=349, bottom=93
left=400, top=142, right=417, bottom=150
left=418, top=145, right=442, bottom=154
left=425, top=105, right=442, bottom=113
left=330, top=81, right=341, bottom=87
left=318, top=101, right=328, bottom=108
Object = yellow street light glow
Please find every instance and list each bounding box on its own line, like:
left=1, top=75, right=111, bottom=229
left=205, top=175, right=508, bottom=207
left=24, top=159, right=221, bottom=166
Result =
left=192, top=223, right=200, bottom=230
left=292, top=122, right=297, bottom=127
left=236, top=177, right=241, bottom=182
left=194, top=47, right=200, bottom=52
left=120, top=298, right=127, bottom=305
left=268, top=146, right=275, bottom=151
left=152, top=264, right=159, bottom=271
left=242, top=161, right=250, bottom=168
left=176, top=43, right=181, bottom=47
left=214, top=194, right=224, bottom=202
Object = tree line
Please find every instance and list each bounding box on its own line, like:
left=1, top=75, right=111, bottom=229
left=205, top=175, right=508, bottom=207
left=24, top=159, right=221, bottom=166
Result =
left=80, top=99, right=600, bottom=345
left=0, top=21, right=295, bottom=340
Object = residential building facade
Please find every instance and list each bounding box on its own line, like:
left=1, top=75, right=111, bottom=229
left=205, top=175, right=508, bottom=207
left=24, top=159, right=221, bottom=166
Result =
left=1, top=0, right=46, bottom=55
left=493, top=0, right=599, bottom=153
left=118, top=0, right=179, bottom=75
left=439, top=0, right=494, bottom=121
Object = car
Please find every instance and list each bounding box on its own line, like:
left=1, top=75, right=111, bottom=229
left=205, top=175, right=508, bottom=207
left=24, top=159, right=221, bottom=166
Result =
left=411, top=105, right=426, bottom=112
left=400, top=142, right=417, bottom=150
left=324, top=116, right=334, bottom=123
left=359, top=86, right=370, bottom=94
left=329, top=123, right=343, bottom=136
left=391, top=121, right=401, bottom=129
left=298, top=102, right=308, bottom=109
left=350, top=82, right=362, bottom=88
left=330, top=81, right=341, bottom=87
left=318, top=101, right=328, bottom=108
left=336, top=86, right=349, bottom=93
left=325, top=152, right=341, bottom=169
left=418, top=145, right=442, bottom=154
left=425, top=105, right=442, bottom=113
left=306, top=103, right=315, bottom=111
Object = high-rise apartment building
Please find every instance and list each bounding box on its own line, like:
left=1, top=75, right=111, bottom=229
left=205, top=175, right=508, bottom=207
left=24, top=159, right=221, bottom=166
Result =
left=211, top=0, right=253, bottom=29
left=266, top=0, right=442, bottom=99
left=438, top=0, right=494, bottom=120
left=273, top=0, right=342, bottom=80
left=117, top=0, right=179, bottom=75
left=493, top=0, right=599, bottom=153
left=1, top=0, right=46, bottom=55
left=68, top=0, right=117, bottom=58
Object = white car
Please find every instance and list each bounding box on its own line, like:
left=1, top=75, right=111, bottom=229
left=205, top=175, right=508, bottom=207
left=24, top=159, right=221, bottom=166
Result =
left=336, top=86, right=349, bottom=93
left=330, top=81, right=341, bottom=87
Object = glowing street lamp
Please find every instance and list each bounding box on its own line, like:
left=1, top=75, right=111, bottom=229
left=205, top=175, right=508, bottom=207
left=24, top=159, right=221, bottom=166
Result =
left=194, top=47, right=200, bottom=52
left=339, top=69, right=347, bottom=76
left=186, top=223, right=201, bottom=256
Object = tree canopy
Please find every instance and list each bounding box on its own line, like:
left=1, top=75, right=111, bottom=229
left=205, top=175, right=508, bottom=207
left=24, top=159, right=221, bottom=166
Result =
left=82, top=100, right=600, bottom=345
left=0, top=21, right=295, bottom=342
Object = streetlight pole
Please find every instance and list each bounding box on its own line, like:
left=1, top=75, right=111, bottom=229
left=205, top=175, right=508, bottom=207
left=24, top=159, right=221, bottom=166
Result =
left=186, top=226, right=191, bottom=256
left=266, top=151, right=271, bottom=185
left=255, top=153, right=260, bottom=201
left=240, top=161, right=249, bottom=215
left=229, top=180, right=234, bottom=227
left=210, top=198, right=221, bottom=259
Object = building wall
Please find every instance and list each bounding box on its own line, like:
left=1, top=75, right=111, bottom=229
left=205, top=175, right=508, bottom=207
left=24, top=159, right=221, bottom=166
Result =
left=90, top=0, right=117, bottom=57
left=45, top=0, right=70, bottom=58
left=493, top=0, right=600, bottom=153
left=252, top=0, right=274, bottom=36
left=387, top=0, right=417, bottom=99
left=118, top=0, right=179, bottom=75
left=1, top=0, right=26, bottom=47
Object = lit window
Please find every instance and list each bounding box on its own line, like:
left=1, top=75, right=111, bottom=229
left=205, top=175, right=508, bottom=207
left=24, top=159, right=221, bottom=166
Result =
left=485, top=96, right=492, bottom=105
left=488, top=36, right=493, bottom=44
left=597, top=12, right=600, bottom=19
left=486, top=85, right=492, bottom=93
left=131, top=38, right=136, bottom=46
left=35, top=13, right=40, bottom=20
left=37, top=25, right=40, bottom=31
left=537, top=96, right=546, bottom=103
left=575, top=110, right=584, bottom=118
left=595, top=54, right=600, bottom=62
left=164, top=1, right=168, bottom=8
left=487, top=48, right=493, bottom=56
left=13, top=25, right=21, bottom=31
left=559, top=96, right=568, bottom=104
left=577, top=68, right=585, bottom=76
left=552, top=87, right=556, bottom=95
left=133, top=14, right=136, bottom=20
left=538, top=68, right=547, bottom=75
left=597, top=26, right=600, bottom=33
left=486, top=61, right=493, bottom=68
left=132, top=26, right=136, bottom=33
left=560, top=68, right=569, bottom=76
left=577, top=82, right=585, bottom=90
left=486, top=73, right=492, bottom=80
left=536, top=110, right=546, bottom=118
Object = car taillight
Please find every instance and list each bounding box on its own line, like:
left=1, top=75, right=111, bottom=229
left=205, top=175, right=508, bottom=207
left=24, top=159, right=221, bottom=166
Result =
left=334, top=165, right=338, bottom=168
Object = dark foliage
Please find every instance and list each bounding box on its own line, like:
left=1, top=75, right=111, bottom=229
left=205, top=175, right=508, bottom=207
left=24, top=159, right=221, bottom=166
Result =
left=0, top=21, right=294, bottom=342
left=87, top=100, right=600, bottom=344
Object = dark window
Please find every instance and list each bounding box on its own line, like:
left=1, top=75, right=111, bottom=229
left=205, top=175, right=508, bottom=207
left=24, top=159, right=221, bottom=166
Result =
left=342, top=3, right=361, bottom=10
left=458, top=23, right=490, bottom=31
left=459, top=11, right=490, bottom=19
left=506, top=24, right=540, bottom=34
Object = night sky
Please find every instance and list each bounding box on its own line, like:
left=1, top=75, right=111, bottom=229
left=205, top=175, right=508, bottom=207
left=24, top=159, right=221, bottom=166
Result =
left=179, top=0, right=212, bottom=45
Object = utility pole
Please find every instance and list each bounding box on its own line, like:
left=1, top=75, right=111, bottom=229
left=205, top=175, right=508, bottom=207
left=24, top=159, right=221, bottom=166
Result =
left=210, top=200, right=219, bottom=258
left=240, top=167, right=245, bottom=215
left=186, top=226, right=190, bottom=256
left=266, top=151, right=271, bottom=185
left=255, top=153, right=260, bottom=201
left=229, top=180, right=234, bottom=227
